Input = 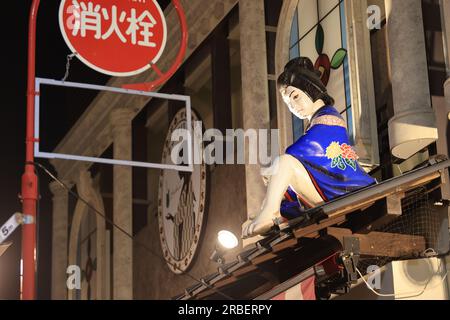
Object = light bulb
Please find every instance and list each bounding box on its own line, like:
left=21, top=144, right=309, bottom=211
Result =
left=217, top=230, right=238, bottom=249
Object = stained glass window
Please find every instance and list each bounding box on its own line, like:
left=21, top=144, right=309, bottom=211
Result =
left=289, top=0, right=353, bottom=143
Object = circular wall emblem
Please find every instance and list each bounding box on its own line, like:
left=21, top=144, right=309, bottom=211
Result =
left=59, top=0, right=167, bottom=77
left=158, top=109, right=207, bottom=274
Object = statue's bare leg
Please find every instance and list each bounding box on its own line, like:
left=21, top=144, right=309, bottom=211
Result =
left=242, top=154, right=324, bottom=238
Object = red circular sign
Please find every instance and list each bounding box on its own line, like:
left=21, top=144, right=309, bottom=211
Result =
left=59, top=0, right=167, bottom=77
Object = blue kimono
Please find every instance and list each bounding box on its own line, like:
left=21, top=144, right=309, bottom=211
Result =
left=280, top=105, right=377, bottom=219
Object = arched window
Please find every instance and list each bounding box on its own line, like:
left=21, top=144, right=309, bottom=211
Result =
left=289, top=0, right=352, bottom=142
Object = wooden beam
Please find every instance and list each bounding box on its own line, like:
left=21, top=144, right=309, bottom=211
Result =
left=292, top=216, right=346, bottom=239
left=327, top=172, right=440, bottom=219
left=268, top=238, right=299, bottom=254
left=364, top=193, right=405, bottom=232
left=359, top=201, right=376, bottom=211
left=327, top=227, right=426, bottom=257
left=386, top=192, right=404, bottom=215
left=403, top=172, right=441, bottom=190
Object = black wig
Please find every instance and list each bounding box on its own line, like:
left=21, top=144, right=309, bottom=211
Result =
left=277, top=57, right=335, bottom=106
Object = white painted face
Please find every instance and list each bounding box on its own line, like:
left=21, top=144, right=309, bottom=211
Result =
left=280, top=85, right=315, bottom=120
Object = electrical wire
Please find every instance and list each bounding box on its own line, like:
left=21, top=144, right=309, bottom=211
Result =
left=32, top=161, right=233, bottom=300
left=62, top=53, right=77, bottom=82
left=355, top=251, right=449, bottom=299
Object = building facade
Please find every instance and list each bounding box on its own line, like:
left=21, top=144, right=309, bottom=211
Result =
left=49, top=0, right=450, bottom=299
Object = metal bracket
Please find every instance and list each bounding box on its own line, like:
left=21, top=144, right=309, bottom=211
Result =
left=340, top=236, right=360, bottom=284
left=429, top=155, right=448, bottom=165
left=17, top=214, right=35, bottom=225
left=313, top=265, right=327, bottom=281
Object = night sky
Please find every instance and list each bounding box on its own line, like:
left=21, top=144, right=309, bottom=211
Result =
left=0, top=1, right=168, bottom=299
left=0, top=1, right=103, bottom=299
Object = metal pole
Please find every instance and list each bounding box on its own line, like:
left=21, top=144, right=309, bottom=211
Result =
left=22, top=0, right=40, bottom=300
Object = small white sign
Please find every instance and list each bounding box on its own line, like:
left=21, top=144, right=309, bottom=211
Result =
left=0, top=214, right=21, bottom=244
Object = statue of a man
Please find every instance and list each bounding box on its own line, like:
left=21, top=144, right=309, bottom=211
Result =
left=242, top=57, right=377, bottom=239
